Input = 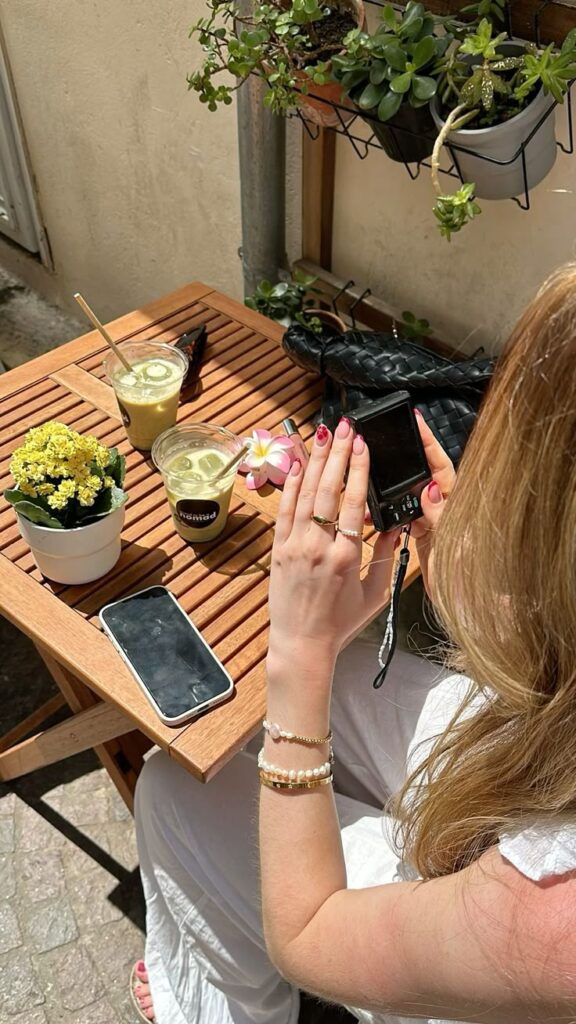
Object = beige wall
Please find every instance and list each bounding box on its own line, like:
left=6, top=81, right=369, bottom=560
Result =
left=0, top=0, right=247, bottom=321
left=332, top=108, right=576, bottom=353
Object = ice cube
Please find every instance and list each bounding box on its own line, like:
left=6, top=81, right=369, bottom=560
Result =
left=196, top=452, right=225, bottom=479
left=119, top=371, right=138, bottom=388
left=170, top=455, right=193, bottom=474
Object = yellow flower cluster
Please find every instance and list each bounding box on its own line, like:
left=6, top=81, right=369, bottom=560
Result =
left=10, top=422, right=112, bottom=510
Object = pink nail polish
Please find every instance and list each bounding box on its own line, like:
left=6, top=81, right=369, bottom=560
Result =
left=414, top=408, right=423, bottom=419
left=315, top=424, right=329, bottom=445
left=352, top=434, right=365, bottom=455
left=137, top=961, right=145, bottom=971
left=335, top=417, right=351, bottom=439
left=290, top=459, right=301, bottom=476
left=427, top=481, right=442, bottom=504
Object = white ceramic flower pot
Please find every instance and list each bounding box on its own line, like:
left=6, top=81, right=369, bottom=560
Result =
left=16, top=505, right=125, bottom=584
left=431, top=44, right=557, bottom=200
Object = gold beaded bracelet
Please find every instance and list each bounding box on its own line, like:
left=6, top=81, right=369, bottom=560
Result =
left=263, top=719, right=332, bottom=746
left=259, top=771, right=333, bottom=791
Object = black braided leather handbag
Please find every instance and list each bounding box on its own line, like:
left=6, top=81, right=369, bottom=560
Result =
left=282, top=324, right=496, bottom=466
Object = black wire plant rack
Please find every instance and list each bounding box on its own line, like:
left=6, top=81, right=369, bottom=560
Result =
left=290, top=0, right=575, bottom=211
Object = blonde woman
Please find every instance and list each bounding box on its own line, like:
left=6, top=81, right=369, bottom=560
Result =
left=133, top=266, right=576, bottom=1024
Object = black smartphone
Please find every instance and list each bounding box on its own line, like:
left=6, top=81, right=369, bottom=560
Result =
left=350, top=391, right=431, bottom=532
left=99, top=585, right=233, bottom=726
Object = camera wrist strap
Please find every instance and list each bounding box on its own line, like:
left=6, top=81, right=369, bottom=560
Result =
left=373, top=524, right=412, bottom=689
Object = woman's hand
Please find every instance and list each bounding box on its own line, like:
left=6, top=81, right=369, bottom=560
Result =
left=412, top=410, right=455, bottom=596
left=268, top=419, right=400, bottom=674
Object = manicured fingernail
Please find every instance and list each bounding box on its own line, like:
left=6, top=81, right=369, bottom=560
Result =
left=290, top=459, right=301, bottom=476
left=335, top=417, right=351, bottom=439
left=315, top=424, right=329, bottom=445
left=137, top=961, right=145, bottom=971
left=428, top=481, right=442, bottom=504
left=414, top=408, right=423, bottom=419
left=352, top=434, right=365, bottom=455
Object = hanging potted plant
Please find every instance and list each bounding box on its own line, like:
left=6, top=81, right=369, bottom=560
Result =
left=430, top=19, right=576, bottom=237
left=245, top=270, right=347, bottom=333
left=332, top=1, right=452, bottom=164
left=4, top=422, right=128, bottom=585
left=188, top=0, right=364, bottom=128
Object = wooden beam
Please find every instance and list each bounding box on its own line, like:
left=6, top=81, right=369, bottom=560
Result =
left=0, top=694, right=66, bottom=753
left=302, top=126, right=336, bottom=270
left=0, top=702, right=134, bottom=782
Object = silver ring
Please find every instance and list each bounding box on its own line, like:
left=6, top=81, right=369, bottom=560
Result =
left=311, top=513, right=338, bottom=527
left=337, top=526, right=362, bottom=538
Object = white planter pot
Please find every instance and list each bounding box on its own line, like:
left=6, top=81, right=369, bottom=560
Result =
left=431, top=46, right=557, bottom=200
left=16, top=505, right=125, bottom=584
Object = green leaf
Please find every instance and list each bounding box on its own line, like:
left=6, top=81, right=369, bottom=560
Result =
left=381, top=5, right=398, bottom=31
left=370, top=61, right=389, bottom=86
left=341, top=68, right=369, bottom=92
left=12, top=501, right=64, bottom=529
left=390, top=71, right=413, bottom=94
left=358, top=81, right=387, bottom=110
left=81, top=486, right=128, bottom=523
left=377, top=88, right=403, bottom=121
left=411, top=74, right=437, bottom=100
left=106, top=447, right=126, bottom=488
left=4, top=488, right=35, bottom=507
left=382, top=44, right=407, bottom=72
left=412, top=35, right=436, bottom=70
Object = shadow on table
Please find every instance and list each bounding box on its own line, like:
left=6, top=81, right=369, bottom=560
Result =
left=197, top=513, right=271, bottom=576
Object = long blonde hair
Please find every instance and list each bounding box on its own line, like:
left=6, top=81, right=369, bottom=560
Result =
left=396, top=264, right=576, bottom=878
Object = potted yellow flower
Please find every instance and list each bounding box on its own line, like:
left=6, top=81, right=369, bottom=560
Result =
left=4, top=421, right=128, bottom=584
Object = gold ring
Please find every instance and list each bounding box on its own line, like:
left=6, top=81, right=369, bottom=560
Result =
left=310, top=513, right=338, bottom=527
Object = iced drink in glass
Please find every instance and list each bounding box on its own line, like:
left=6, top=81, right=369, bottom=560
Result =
left=104, top=341, right=188, bottom=450
left=152, top=424, right=242, bottom=543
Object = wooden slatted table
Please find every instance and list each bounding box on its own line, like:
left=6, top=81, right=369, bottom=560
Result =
left=0, top=282, right=420, bottom=809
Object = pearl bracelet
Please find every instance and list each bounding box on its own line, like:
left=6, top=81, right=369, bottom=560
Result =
left=263, top=719, right=332, bottom=745
left=257, top=749, right=333, bottom=782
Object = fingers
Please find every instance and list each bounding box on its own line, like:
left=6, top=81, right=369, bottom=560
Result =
left=336, top=432, right=369, bottom=546
left=414, top=409, right=455, bottom=498
left=274, top=458, right=305, bottom=544
left=292, top=423, right=333, bottom=527
left=419, top=478, right=445, bottom=532
left=295, top=419, right=354, bottom=530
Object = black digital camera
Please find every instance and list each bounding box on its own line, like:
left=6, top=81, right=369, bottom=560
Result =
left=349, top=391, right=431, bottom=532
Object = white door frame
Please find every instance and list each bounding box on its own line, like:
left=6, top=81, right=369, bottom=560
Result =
left=0, top=24, right=51, bottom=265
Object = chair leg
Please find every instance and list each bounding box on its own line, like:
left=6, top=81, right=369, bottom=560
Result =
left=0, top=693, right=66, bottom=753
left=0, top=701, right=134, bottom=782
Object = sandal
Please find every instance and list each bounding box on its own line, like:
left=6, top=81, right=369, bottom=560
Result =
left=130, top=962, right=156, bottom=1023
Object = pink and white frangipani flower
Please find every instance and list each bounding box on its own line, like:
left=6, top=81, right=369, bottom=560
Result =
left=238, top=429, right=294, bottom=490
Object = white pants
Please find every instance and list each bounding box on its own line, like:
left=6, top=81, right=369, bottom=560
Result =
left=135, top=640, right=472, bottom=1024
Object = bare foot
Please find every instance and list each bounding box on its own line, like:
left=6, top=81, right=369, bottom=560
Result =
left=133, top=961, right=156, bottom=1022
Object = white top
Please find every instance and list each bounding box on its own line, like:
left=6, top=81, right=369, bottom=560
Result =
left=499, top=820, right=576, bottom=880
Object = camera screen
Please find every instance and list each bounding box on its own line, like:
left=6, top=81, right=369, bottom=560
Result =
left=100, top=587, right=231, bottom=720
left=362, top=402, right=428, bottom=495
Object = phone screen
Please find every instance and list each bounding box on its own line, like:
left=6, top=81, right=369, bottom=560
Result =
left=100, top=586, right=232, bottom=721
left=362, top=402, right=428, bottom=495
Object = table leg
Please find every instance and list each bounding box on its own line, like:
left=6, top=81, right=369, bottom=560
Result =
left=34, top=645, right=152, bottom=812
